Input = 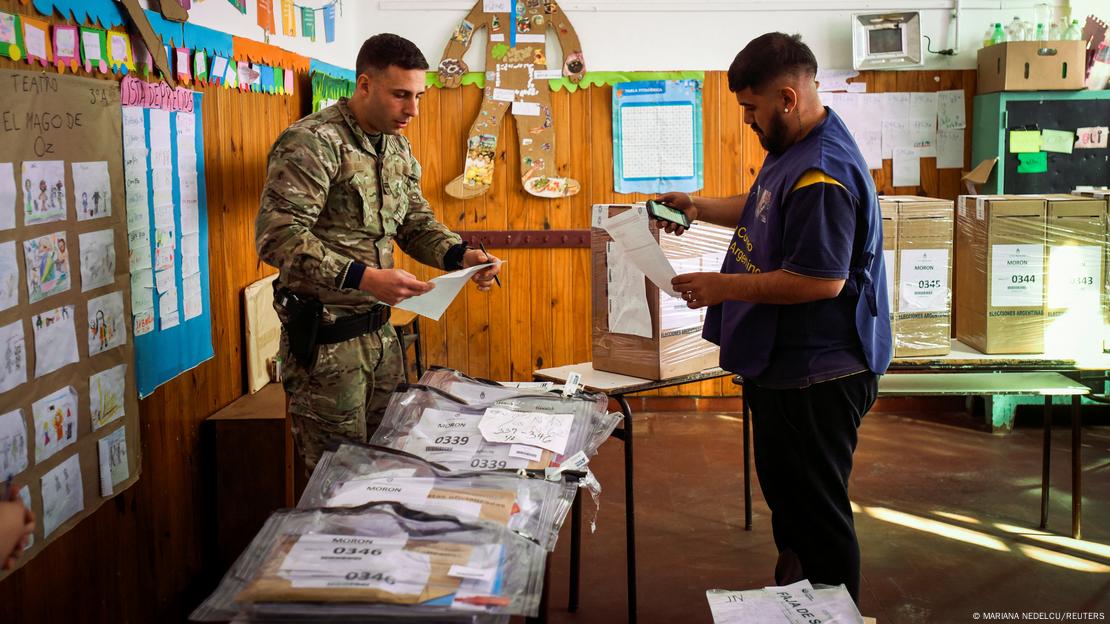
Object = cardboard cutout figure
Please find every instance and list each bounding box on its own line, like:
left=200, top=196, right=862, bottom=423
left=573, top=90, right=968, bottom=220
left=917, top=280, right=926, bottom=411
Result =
left=439, top=0, right=584, bottom=199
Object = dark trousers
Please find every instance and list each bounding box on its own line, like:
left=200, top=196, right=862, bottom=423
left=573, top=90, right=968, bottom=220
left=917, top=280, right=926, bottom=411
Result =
left=744, top=371, right=878, bottom=603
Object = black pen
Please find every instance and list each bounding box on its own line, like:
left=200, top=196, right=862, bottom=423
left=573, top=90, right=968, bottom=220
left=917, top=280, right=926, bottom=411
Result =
left=478, top=242, right=502, bottom=288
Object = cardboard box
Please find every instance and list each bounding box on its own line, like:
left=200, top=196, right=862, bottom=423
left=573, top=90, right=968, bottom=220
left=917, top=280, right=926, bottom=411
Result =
left=880, top=201, right=898, bottom=350
left=1044, top=195, right=1107, bottom=353
left=882, top=196, right=954, bottom=357
left=956, top=195, right=1047, bottom=354
left=591, top=204, right=730, bottom=380
left=1071, top=189, right=1110, bottom=350
left=976, top=41, right=1087, bottom=93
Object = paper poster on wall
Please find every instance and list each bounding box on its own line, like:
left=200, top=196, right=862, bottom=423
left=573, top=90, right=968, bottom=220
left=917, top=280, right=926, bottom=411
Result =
left=87, top=291, right=126, bottom=356
left=21, top=160, right=66, bottom=225
left=613, top=80, right=704, bottom=194
left=23, top=232, right=71, bottom=303
left=119, top=77, right=213, bottom=398
left=0, top=320, right=26, bottom=394
left=0, top=241, right=19, bottom=311
left=32, top=305, right=79, bottom=378
left=0, top=162, right=15, bottom=230
left=31, top=385, right=78, bottom=462
left=41, top=452, right=83, bottom=537
left=97, top=426, right=128, bottom=496
left=0, top=408, right=28, bottom=478
left=89, top=363, right=126, bottom=430
left=78, top=229, right=116, bottom=293
left=72, top=161, right=111, bottom=221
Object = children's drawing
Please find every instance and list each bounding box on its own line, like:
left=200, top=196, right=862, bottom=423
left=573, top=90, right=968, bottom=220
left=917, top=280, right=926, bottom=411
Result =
left=87, top=291, right=126, bottom=356
left=32, top=305, right=78, bottom=378
left=0, top=162, right=15, bottom=230
left=78, top=229, right=116, bottom=292
left=41, top=452, right=83, bottom=537
left=32, top=385, right=78, bottom=462
left=23, top=231, right=71, bottom=303
left=0, top=320, right=27, bottom=394
left=89, top=363, right=126, bottom=430
left=0, top=240, right=19, bottom=311
left=98, top=426, right=128, bottom=495
left=0, top=409, right=28, bottom=477
left=21, top=160, right=67, bottom=225
left=72, top=161, right=112, bottom=221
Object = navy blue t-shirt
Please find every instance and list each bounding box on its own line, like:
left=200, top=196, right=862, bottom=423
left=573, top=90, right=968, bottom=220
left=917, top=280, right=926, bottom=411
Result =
left=703, top=108, right=892, bottom=387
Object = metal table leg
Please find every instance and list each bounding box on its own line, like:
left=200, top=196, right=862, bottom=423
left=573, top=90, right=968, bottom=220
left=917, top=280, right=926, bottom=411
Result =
left=616, top=395, right=637, bottom=624
left=568, top=488, right=581, bottom=611
left=1071, top=395, right=1082, bottom=540
left=743, top=396, right=752, bottom=531
left=1040, top=395, right=1051, bottom=530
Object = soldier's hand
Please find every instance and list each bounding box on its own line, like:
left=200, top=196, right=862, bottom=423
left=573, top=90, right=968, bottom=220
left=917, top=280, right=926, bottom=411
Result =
left=359, top=268, right=434, bottom=305
left=462, top=248, right=501, bottom=292
left=654, top=192, right=697, bottom=236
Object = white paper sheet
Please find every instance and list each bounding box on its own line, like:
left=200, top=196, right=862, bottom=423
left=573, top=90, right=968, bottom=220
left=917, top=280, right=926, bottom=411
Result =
left=72, top=161, right=112, bottom=221
left=394, top=262, right=499, bottom=321
left=606, top=242, right=652, bottom=339
left=892, top=147, right=920, bottom=187
left=619, top=103, right=695, bottom=180
left=21, top=160, right=67, bottom=225
left=24, top=231, right=72, bottom=304
left=41, top=452, right=84, bottom=537
left=1047, top=245, right=1102, bottom=309
left=597, top=205, right=679, bottom=297
left=78, top=229, right=116, bottom=292
left=881, top=118, right=908, bottom=160
left=24, top=23, right=46, bottom=60
left=909, top=92, right=938, bottom=121
left=130, top=268, right=153, bottom=312
left=325, top=475, right=435, bottom=508
left=32, top=385, right=78, bottom=462
left=87, top=291, right=127, bottom=356
left=991, top=244, right=1044, bottom=307
left=32, top=305, right=79, bottom=378
left=478, top=406, right=573, bottom=454
left=134, top=310, right=154, bottom=336
left=89, top=363, right=127, bottom=430
left=0, top=241, right=19, bottom=311
left=908, top=118, right=937, bottom=157
left=936, top=129, right=965, bottom=169
left=182, top=273, right=203, bottom=320
left=937, top=90, right=966, bottom=130
left=97, top=426, right=129, bottom=496
left=898, top=249, right=949, bottom=313
left=0, top=409, right=28, bottom=478
left=280, top=534, right=431, bottom=594
left=401, top=408, right=483, bottom=463
left=0, top=162, right=15, bottom=230
left=707, top=581, right=863, bottom=624
left=815, top=69, right=859, bottom=92
left=854, top=129, right=883, bottom=170
left=0, top=320, right=27, bottom=394
left=16, top=485, right=31, bottom=548
left=128, top=228, right=152, bottom=270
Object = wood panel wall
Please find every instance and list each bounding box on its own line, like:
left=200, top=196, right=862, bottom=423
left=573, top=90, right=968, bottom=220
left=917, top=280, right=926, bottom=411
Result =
left=398, top=68, right=977, bottom=398
left=0, top=3, right=977, bottom=614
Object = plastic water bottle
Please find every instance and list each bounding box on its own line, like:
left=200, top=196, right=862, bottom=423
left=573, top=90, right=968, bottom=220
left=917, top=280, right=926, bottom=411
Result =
left=1048, top=20, right=1061, bottom=40
left=1035, top=23, right=1046, bottom=41
left=990, top=23, right=1007, bottom=45
left=1006, top=17, right=1025, bottom=41
left=982, top=26, right=996, bottom=48
left=1063, top=19, right=1082, bottom=41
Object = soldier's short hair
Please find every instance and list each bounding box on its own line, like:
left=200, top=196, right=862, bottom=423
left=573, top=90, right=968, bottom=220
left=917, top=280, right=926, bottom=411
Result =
left=727, top=33, right=817, bottom=93
left=356, top=33, right=430, bottom=77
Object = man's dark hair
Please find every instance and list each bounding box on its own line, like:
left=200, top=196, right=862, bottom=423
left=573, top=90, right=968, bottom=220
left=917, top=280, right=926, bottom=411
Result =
left=727, top=33, right=818, bottom=93
left=355, top=33, right=429, bottom=77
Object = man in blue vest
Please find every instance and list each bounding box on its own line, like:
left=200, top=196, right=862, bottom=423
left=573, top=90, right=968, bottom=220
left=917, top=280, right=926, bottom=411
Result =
left=658, top=32, right=892, bottom=603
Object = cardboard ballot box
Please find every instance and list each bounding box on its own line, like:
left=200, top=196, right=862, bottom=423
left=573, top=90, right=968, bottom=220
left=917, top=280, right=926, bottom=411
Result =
left=1044, top=195, right=1107, bottom=354
left=881, top=196, right=954, bottom=357
left=1070, top=189, right=1110, bottom=351
left=956, top=195, right=1047, bottom=354
left=590, top=204, right=731, bottom=380
left=881, top=202, right=898, bottom=348
left=976, top=41, right=1087, bottom=93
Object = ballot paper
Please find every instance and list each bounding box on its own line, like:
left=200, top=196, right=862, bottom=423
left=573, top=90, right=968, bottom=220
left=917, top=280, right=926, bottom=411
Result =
left=595, top=205, right=679, bottom=297
left=707, top=580, right=863, bottom=624
left=394, top=262, right=500, bottom=321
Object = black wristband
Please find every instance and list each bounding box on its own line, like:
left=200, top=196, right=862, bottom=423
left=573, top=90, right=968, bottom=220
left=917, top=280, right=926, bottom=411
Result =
left=443, top=242, right=469, bottom=270
left=340, top=261, right=367, bottom=290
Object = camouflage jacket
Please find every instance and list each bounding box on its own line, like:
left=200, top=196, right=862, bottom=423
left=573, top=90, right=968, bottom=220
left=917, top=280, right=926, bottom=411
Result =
left=256, top=98, right=461, bottom=315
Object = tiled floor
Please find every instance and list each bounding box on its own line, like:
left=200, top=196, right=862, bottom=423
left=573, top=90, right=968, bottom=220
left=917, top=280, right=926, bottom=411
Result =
left=541, top=407, right=1110, bottom=623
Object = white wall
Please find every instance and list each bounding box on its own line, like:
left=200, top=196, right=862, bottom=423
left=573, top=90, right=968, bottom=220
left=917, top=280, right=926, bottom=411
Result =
left=141, top=0, right=363, bottom=68
left=356, top=0, right=1102, bottom=73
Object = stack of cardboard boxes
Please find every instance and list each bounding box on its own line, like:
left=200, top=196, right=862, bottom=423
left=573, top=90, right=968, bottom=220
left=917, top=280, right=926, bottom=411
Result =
left=1070, top=189, right=1110, bottom=352
left=955, top=195, right=1107, bottom=354
left=880, top=196, right=954, bottom=357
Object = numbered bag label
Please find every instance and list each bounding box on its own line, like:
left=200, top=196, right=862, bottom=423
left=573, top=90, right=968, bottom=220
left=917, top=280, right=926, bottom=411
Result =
left=279, top=534, right=431, bottom=594
left=898, top=249, right=948, bottom=313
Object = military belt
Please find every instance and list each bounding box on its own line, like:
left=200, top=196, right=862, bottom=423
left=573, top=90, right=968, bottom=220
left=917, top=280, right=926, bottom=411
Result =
left=316, top=305, right=392, bottom=344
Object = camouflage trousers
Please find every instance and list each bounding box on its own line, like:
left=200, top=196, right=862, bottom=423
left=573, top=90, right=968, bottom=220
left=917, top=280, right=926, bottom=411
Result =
left=280, top=322, right=405, bottom=476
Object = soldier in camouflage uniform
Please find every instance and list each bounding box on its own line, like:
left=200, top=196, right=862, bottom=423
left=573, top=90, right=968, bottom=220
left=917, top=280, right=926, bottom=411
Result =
left=257, top=34, right=501, bottom=474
